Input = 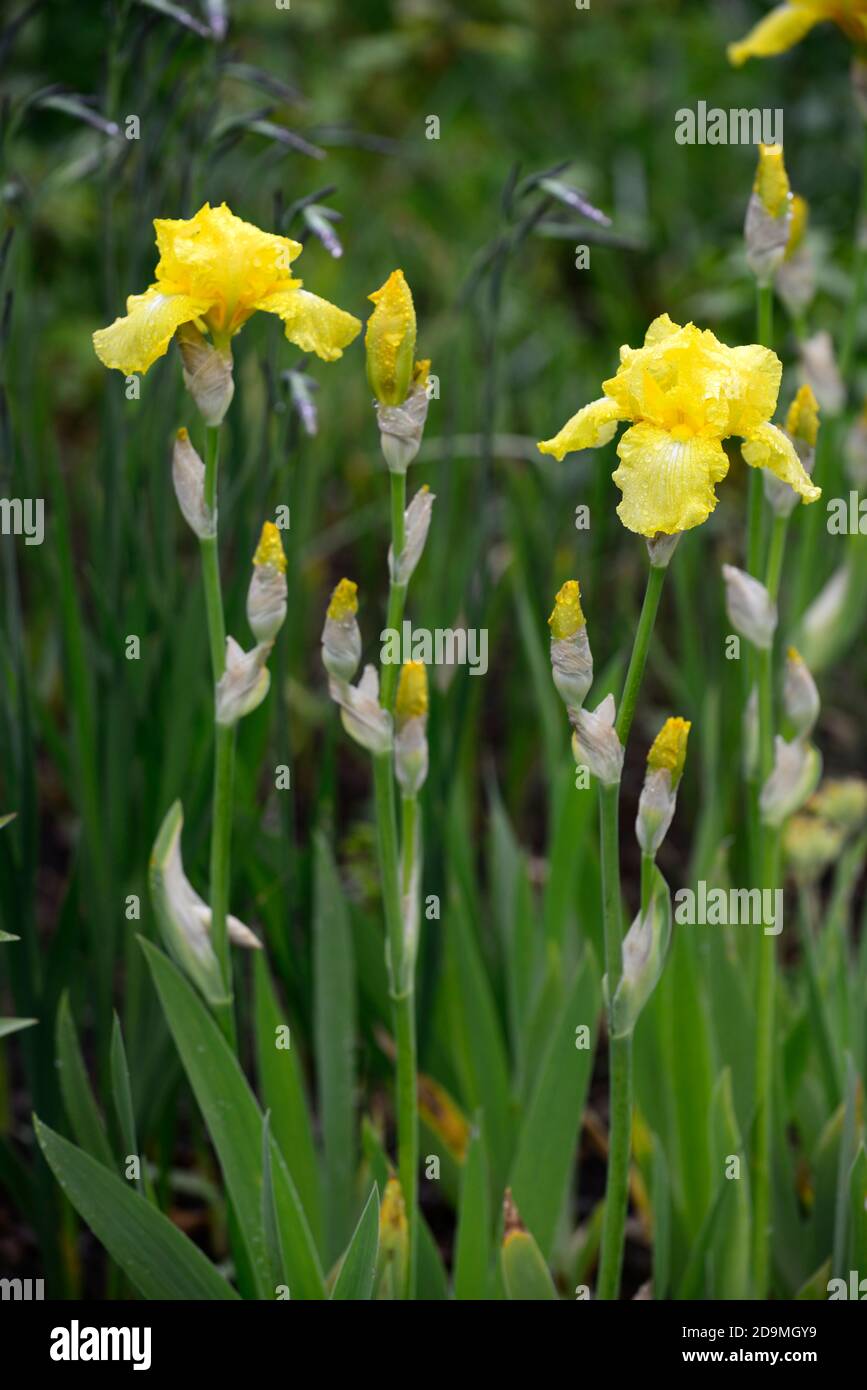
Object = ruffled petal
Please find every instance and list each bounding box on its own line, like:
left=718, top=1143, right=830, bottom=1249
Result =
left=537, top=396, right=625, bottom=460
left=256, top=286, right=361, bottom=361
left=93, top=285, right=211, bottom=375
left=727, top=4, right=823, bottom=67
left=740, top=422, right=822, bottom=503
left=612, top=422, right=730, bottom=536
left=722, top=344, right=783, bottom=435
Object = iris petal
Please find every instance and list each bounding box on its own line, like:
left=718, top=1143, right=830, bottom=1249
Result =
left=612, top=422, right=730, bottom=536
left=92, top=286, right=211, bottom=375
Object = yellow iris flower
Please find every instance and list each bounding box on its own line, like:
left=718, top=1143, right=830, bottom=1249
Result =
left=728, top=0, right=867, bottom=67
left=93, top=202, right=361, bottom=376
left=538, top=314, right=821, bottom=537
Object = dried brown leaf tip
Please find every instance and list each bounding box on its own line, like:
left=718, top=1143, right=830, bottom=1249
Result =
left=502, top=1188, right=526, bottom=1240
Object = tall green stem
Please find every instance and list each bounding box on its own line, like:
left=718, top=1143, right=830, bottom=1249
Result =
left=597, top=560, right=668, bottom=1299
left=397, top=792, right=419, bottom=1297
left=380, top=471, right=407, bottom=711
left=747, top=284, right=774, bottom=577
left=200, top=425, right=236, bottom=1047
left=840, top=121, right=867, bottom=379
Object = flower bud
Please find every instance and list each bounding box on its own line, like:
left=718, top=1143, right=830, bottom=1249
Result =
left=646, top=531, right=682, bottom=569
left=797, top=563, right=850, bottom=673
left=177, top=322, right=234, bottom=427
left=149, top=801, right=260, bottom=1008
left=636, top=717, right=691, bottom=856
left=764, top=384, right=821, bottom=517
left=390, top=485, right=435, bottom=586
left=548, top=579, right=593, bottom=710
left=365, top=270, right=417, bottom=408
left=247, top=521, right=287, bottom=642
left=783, top=814, right=845, bottom=884
left=783, top=647, right=819, bottom=739
left=799, top=331, right=845, bottom=417
left=607, top=866, right=672, bottom=1039
left=722, top=564, right=777, bottom=650
left=172, top=428, right=216, bottom=539
left=775, top=194, right=814, bottom=317
left=569, top=693, right=624, bottom=786
left=745, top=144, right=792, bottom=284
left=808, top=778, right=867, bottom=833
left=375, top=373, right=431, bottom=474
left=331, top=664, right=392, bottom=756
left=760, top=736, right=822, bottom=828
left=215, top=637, right=271, bottom=726
left=321, top=578, right=362, bottom=683
left=394, top=660, right=429, bottom=795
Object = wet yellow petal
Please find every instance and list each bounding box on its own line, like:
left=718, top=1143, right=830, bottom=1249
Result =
left=612, top=422, right=729, bottom=536
left=741, top=422, right=822, bottom=502
left=537, top=397, right=624, bottom=460
left=365, top=269, right=417, bottom=406
left=642, top=313, right=683, bottom=347
left=647, top=717, right=691, bottom=788
left=253, top=521, right=286, bottom=573
left=754, top=144, right=790, bottom=217
left=93, top=285, right=211, bottom=375
left=327, top=578, right=358, bottom=621
left=548, top=580, right=585, bottom=639
left=727, top=3, right=824, bottom=66
left=257, top=286, right=362, bottom=361
left=722, top=344, right=783, bottom=435
left=395, top=660, right=428, bottom=724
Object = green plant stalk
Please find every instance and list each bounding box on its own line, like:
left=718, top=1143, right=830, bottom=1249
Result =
left=596, top=560, right=669, bottom=1298
left=839, top=120, right=867, bottom=380
left=200, top=425, right=236, bottom=1048
left=751, top=822, right=780, bottom=1298
left=380, top=470, right=408, bottom=711
left=765, top=514, right=788, bottom=604
left=615, top=562, right=666, bottom=745
left=747, top=284, right=774, bottom=577
left=596, top=782, right=631, bottom=1301
left=397, top=791, right=419, bottom=1298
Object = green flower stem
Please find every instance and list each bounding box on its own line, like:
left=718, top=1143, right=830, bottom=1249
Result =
left=765, top=514, right=789, bottom=605
left=380, top=471, right=408, bottom=712
left=751, top=821, right=780, bottom=1298
left=200, top=425, right=236, bottom=1048
left=615, top=562, right=666, bottom=745
left=747, top=284, right=775, bottom=577
left=597, top=560, right=669, bottom=1300
left=839, top=121, right=867, bottom=380
left=397, top=791, right=419, bottom=1298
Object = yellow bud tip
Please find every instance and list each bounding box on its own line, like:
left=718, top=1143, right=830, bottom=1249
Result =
left=647, top=716, right=691, bottom=788
left=413, top=358, right=431, bottom=389
left=252, top=520, right=287, bottom=572
left=380, top=1177, right=407, bottom=1236
left=785, top=384, right=820, bottom=448
left=365, top=269, right=417, bottom=407
left=395, top=660, right=428, bottom=722
left=753, top=143, right=790, bottom=218
left=787, top=646, right=803, bottom=664
left=785, top=193, right=809, bottom=259
left=327, top=578, right=358, bottom=621
left=176, top=427, right=189, bottom=442
left=548, top=580, right=585, bottom=640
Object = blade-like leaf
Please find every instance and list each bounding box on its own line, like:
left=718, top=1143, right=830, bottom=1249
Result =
left=331, top=1186, right=379, bottom=1300
left=453, top=1120, right=490, bottom=1300
left=35, top=1118, right=238, bottom=1300
left=56, top=991, right=114, bottom=1169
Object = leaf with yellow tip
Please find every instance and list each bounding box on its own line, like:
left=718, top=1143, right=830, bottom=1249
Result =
left=500, top=1191, right=558, bottom=1300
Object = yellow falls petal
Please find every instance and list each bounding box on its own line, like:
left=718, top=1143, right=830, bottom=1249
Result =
left=727, top=3, right=824, bottom=66
left=741, top=422, right=822, bottom=503
left=722, top=344, right=783, bottom=435
left=93, top=285, right=211, bottom=375
left=537, top=396, right=624, bottom=460
left=257, top=286, right=362, bottom=362
left=612, top=422, right=730, bottom=536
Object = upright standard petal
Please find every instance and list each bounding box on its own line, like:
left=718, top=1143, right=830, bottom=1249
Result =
left=257, top=286, right=361, bottom=361
left=537, top=396, right=624, bottom=460
left=612, top=422, right=729, bottom=536
left=727, top=4, right=824, bottom=66
left=741, top=422, right=821, bottom=503
left=93, top=286, right=211, bottom=375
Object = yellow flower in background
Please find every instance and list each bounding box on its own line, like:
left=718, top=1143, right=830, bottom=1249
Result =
left=365, top=269, right=419, bottom=406
left=754, top=143, right=790, bottom=217
left=93, top=202, right=361, bottom=375
left=786, top=383, right=821, bottom=446
left=785, top=194, right=809, bottom=259
left=538, top=314, right=821, bottom=536
left=728, top=0, right=867, bottom=67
